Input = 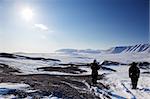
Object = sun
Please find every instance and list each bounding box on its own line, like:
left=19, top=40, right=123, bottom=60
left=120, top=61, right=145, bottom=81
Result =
left=21, top=7, right=34, bottom=21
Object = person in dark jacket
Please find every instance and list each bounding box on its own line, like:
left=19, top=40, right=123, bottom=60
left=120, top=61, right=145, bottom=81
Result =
left=129, top=62, right=140, bottom=89
left=91, top=59, right=100, bottom=84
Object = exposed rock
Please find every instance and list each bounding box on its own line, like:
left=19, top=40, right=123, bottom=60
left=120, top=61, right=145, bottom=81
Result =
left=0, top=53, right=60, bottom=62
left=37, top=66, right=87, bottom=74
left=0, top=63, right=21, bottom=73
left=101, top=60, right=125, bottom=66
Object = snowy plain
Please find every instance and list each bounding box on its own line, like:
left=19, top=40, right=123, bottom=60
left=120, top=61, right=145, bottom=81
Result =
left=0, top=45, right=149, bottom=99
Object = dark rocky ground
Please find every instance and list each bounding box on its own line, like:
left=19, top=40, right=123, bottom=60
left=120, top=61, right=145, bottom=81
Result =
left=0, top=63, right=110, bottom=99
left=0, top=53, right=60, bottom=62
left=37, top=66, right=87, bottom=74
left=37, top=63, right=116, bottom=75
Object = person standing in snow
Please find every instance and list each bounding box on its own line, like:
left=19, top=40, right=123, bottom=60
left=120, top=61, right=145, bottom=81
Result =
left=91, top=59, right=100, bottom=84
left=129, top=62, right=140, bottom=89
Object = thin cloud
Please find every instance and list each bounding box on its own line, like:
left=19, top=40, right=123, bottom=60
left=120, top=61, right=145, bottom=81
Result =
left=41, top=35, right=47, bottom=39
left=34, top=24, right=49, bottom=31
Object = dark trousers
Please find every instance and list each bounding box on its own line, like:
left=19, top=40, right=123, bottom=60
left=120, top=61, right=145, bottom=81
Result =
left=92, top=72, right=98, bottom=84
left=131, top=77, right=138, bottom=89
left=92, top=77, right=97, bottom=84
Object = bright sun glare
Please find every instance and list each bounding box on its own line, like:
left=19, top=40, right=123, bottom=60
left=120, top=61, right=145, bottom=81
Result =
left=21, top=7, right=33, bottom=21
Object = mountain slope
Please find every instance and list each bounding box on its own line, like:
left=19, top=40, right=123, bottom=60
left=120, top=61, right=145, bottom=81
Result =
left=56, top=44, right=150, bottom=54
left=56, top=49, right=101, bottom=54
left=107, top=44, right=150, bottom=54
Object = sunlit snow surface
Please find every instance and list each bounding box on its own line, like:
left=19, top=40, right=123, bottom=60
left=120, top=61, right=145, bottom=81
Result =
left=0, top=83, right=31, bottom=99
left=0, top=52, right=149, bottom=99
left=100, top=65, right=150, bottom=99
left=0, top=83, right=62, bottom=99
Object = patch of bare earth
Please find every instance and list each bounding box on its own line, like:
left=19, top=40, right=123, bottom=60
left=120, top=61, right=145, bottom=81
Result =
left=0, top=63, right=110, bottom=99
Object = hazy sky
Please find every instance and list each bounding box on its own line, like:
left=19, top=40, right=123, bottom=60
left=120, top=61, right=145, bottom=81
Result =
left=0, top=0, right=149, bottom=53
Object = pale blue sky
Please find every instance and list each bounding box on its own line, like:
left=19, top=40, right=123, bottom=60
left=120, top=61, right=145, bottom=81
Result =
left=0, top=0, right=149, bottom=52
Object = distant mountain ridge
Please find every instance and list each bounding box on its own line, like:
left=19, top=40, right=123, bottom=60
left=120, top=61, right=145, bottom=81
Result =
left=56, top=49, right=101, bottom=54
left=56, top=44, right=150, bottom=54
left=106, top=44, right=150, bottom=54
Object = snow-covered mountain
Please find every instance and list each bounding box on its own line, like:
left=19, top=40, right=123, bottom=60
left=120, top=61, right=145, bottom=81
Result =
left=56, top=44, right=150, bottom=54
left=56, top=49, right=101, bottom=54
left=106, top=44, right=150, bottom=54
left=122, top=44, right=150, bottom=53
